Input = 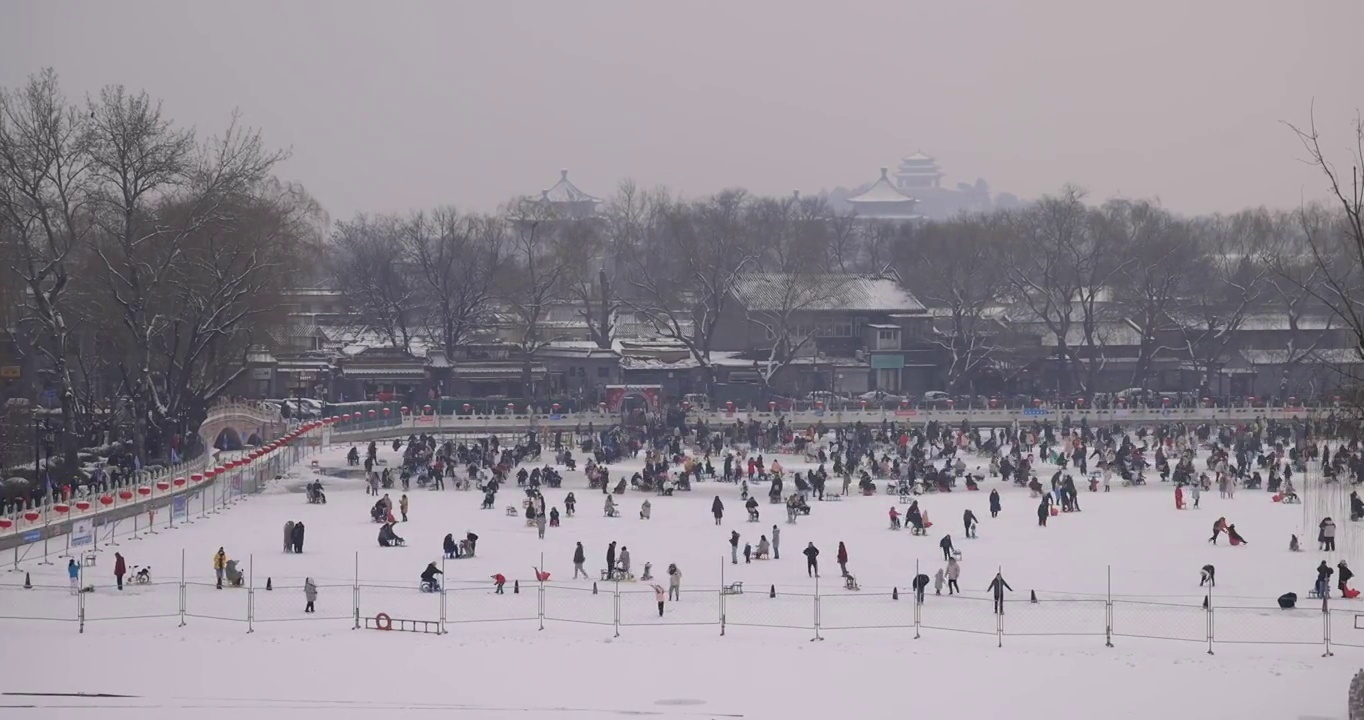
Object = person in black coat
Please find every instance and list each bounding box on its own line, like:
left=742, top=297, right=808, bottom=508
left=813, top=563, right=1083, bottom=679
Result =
left=712, top=496, right=724, bottom=525
left=292, top=521, right=305, bottom=553
left=963, top=509, right=979, bottom=538
left=1316, top=561, right=1334, bottom=597
left=420, top=562, right=442, bottom=591
left=606, top=541, right=617, bottom=577
left=912, top=572, right=931, bottom=603
left=939, top=534, right=955, bottom=561
left=1199, top=564, right=1215, bottom=587
left=1037, top=499, right=1049, bottom=527
left=987, top=572, right=1013, bottom=613
left=989, top=489, right=1001, bottom=518
left=443, top=533, right=458, bottom=559
left=573, top=542, right=587, bottom=579
left=1339, top=561, right=1354, bottom=594
left=803, top=542, right=820, bottom=578
left=465, top=532, right=479, bottom=555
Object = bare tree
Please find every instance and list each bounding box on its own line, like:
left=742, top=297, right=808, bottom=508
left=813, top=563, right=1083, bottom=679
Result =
left=0, top=69, right=94, bottom=475
left=1281, top=112, right=1364, bottom=400
left=1101, top=199, right=1198, bottom=389
left=407, top=208, right=504, bottom=358
left=501, top=199, right=569, bottom=399
left=899, top=214, right=1009, bottom=393
left=1178, top=211, right=1270, bottom=395
left=621, top=189, right=758, bottom=387
left=331, top=214, right=420, bottom=352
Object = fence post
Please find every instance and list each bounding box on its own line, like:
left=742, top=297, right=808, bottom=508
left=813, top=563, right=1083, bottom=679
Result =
left=1324, top=592, right=1334, bottom=658
left=246, top=553, right=254, bottom=634
left=913, top=584, right=921, bottom=639
left=179, top=549, right=187, bottom=628
left=77, top=582, right=85, bottom=634
left=1205, top=578, right=1214, bottom=655
left=613, top=577, right=621, bottom=638
left=439, top=556, right=448, bottom=635
left=812, top=574, right=823, bottom=642
left=353, top=551, right=360, bottom=630
left=719, top=556, right=726, bottom=636
left=1105, top=565, right=1114, bottom=648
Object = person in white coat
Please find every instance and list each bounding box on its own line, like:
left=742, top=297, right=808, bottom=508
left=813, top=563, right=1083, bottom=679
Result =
left=304, top=577, right=318, bottom=613
left=651, top=584, right=667, bottom=617
left=668, top=563, right=682, bottom=600
left=946, top=557, right=961, bottom=594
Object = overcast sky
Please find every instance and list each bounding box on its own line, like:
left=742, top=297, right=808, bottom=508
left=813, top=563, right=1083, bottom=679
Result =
left=3, top=0, right=1361, bottom=222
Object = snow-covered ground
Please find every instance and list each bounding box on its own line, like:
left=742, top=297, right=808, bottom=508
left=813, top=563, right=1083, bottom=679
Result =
left=0, top=438, right=1359, bottom=719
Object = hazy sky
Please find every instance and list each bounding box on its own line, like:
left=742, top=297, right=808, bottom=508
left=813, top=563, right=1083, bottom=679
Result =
left=3, top=0, right=1362, bottom=222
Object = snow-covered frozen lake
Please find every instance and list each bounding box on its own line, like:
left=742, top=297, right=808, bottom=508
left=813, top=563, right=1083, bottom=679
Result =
left=0, top=437, right=1358, bottom=719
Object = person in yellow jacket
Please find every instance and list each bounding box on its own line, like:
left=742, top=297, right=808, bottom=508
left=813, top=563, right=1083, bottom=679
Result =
left=213, top=547, right=227, bottom=589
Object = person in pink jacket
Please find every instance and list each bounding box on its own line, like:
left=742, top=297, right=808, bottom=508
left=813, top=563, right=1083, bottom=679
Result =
left=651, top=584, right=666, bottom=617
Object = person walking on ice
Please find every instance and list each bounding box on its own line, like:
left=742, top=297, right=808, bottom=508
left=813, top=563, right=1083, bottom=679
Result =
left=712, top=496, right=724, bottom=525
left=573, top=542, right=587, bottom=579
left=940, top=534, right=956, bottom=561
left=1199, top=564, right=1215, bottom=587
left=946, top=556, right=961, bottom=594
left=989, top=488, right=1001, bottom=518
left=304, top=577, right=317, bottom=613
left=963, top=509, right=978, bottom=538
left=836, top=542, right=849, bottom=577
left=933, top=567, right=945, bottom=595
left=67, top=558, right=80, bottom=594
left=213, top=547, right=228, bottom=589
left=772, top=524, right=781, bottom=559
left=730, top=530, right=740, bottom=565
left=400, top=494, right=409, bottom=522
left=987, top=571, right=1013, bottom=614
left=668, top=563, right=682, bottom=600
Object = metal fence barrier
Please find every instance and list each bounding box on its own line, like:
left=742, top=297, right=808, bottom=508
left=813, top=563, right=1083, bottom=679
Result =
left=3, top=565, right=1361, bottom=658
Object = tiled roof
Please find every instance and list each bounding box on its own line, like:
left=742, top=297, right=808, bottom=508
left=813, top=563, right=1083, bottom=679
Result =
left=731, top=274, right=925, bottom=313
left=541, top=169, right=600, bottom=204
left=848, top=168, right=917, bottom=204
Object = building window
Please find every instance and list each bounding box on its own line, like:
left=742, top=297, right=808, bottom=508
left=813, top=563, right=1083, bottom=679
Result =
left=878, top=329, right=896, bottom=341
left=834, top=323, right=853, bottom=337
left=597, top=367, right=610, bottom=378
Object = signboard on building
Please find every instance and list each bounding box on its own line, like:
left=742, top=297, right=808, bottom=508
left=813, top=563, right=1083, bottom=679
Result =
left=250, top=368, right=274, bottom=380
left=172, top=495, right=189, bottom=521
left=0, top=365, right=21, bottom=379
left=870, top=354, right=905, bottom=370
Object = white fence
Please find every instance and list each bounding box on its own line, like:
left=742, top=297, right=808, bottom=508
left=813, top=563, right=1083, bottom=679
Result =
left=4, top=561, right=1362, bottom=657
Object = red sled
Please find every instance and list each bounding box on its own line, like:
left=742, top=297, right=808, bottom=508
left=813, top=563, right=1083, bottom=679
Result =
left=1271, top=494, right=1283, bottom=503
left=1229, top=536, right=1243, bottom=546
left=1344, top=587, right=1361, bottom=599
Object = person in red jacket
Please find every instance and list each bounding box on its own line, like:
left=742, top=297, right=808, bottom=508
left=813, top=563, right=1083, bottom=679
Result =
left=492, top=573, right=506, bottom=594
left=114, top=552, right=127, bottom=591
left=1175, top=484, right=1185, bottom=510
left=836, top=542, right=849, bottom=578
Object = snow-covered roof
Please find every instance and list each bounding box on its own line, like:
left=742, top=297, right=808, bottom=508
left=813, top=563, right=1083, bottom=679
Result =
left=731, top=274, right=925, bottom=313
left=541, top=169, right=600, bottom=204
left=901, top=151, right=936, bottom=163
left=847, top=168, right=917, bottom=204
left=1239, top=349, right=1363, bottom=365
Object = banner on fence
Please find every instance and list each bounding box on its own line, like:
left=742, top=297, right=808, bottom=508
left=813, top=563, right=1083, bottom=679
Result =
left=231, top=474, right=243, bottom=494
left=173, top=495, right=188, bottom=521
left=71, top=520, right=93, bottom=547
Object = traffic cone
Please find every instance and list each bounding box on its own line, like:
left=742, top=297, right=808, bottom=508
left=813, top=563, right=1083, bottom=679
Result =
left=513, top=579, right=520, bottom=594
left=266, top=577, right=273, bottom=591
left=592, top=582, right=598, bottom=595
left=769, top=584, right=776, bottom=598
left=24, top=572, right=32, bottom=589
left=1030, top=590, right=1038, bottom=604
left=892, top=587, right=899, bottom=600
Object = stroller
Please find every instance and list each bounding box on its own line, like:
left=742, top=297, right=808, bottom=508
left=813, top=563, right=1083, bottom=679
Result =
left=370, top=502, right=387, bottom=523
left=307, top=482, right=327, bottom=504
left=224, top=560, right=244, bottom=588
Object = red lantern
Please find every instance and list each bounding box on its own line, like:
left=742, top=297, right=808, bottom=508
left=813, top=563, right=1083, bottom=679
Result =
left=382, top=407, right=391, bottom=415
left=726, top=401, right=735, bottom=411
left=99, top=495, right=114, bottom=506
left=368, top=409, right=376, bottom=418
left=192, top=473, right=204, bottom=483
left=1076, top=397, right=1085, bottom=407
left=423, top=405, right=432, bottom=415
left=989, top=398, right=1000, bottom=409
left=155, top=481, right=170, bottom=491
left=901, top=399, right=910, bottom=409
left=118, top=490, right=133, bottom=501
left=946, top=399, right=955, bottom=409
left=815, top=401, right=824, bottom=410
left=23, top=511, right=40, bottom=522
left=506, top=403, right=515, bottom=412
left=1288, top=396, right=1299, bottom=407
left=1161, top=397, right=1171, bottom=407
left=1248, top=396, right=1259, bottom=407
left=461, top=404, right=470, bottom=413
left=1202, top=397, right=1212, bottom=408
left=0, top=518, right=12, bottom=530
left=552, top=403, right=560, bottom=412
left=1032, top=398, right=1041, bottom=408
left=53, top=503, right=70, bottom=514
left=215, top=466, right=227, bottom=475
left=860, top=400, right=867, bottom=410
left=402, top=406, right=411, bottom=415
left=136, top=486, right=151, bottom=497
left=75, top=500, right=91, bottom=512
left=682, top=401, right=691, bottom=412
left=173, top=477, right=186, bottom=487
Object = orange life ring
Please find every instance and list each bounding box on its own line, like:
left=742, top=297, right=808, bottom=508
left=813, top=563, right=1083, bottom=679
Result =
left=374, top=612, right=392, bottom=630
